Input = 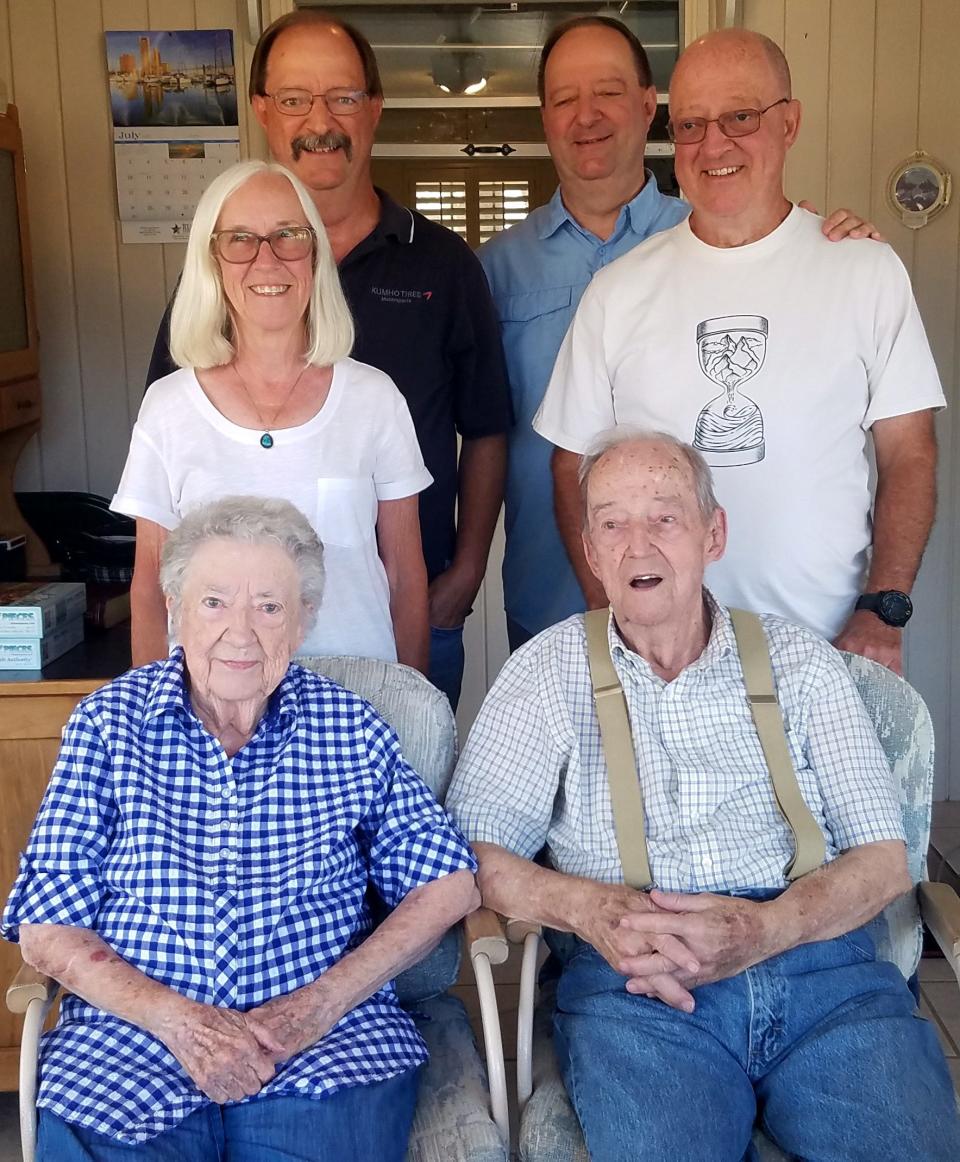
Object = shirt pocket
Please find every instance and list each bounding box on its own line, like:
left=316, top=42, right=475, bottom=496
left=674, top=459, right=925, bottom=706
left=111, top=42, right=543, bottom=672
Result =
left=497, top=285, right=574, bottom=324
left=315, top=477, right=376, bottom=548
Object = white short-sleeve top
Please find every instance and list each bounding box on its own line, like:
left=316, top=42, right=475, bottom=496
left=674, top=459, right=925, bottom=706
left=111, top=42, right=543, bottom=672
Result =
left=112, top=359, right=433, bottom=661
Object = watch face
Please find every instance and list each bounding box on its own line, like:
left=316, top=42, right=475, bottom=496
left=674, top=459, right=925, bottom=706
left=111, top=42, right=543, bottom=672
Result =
left=878, top=591, right=913, bottom=627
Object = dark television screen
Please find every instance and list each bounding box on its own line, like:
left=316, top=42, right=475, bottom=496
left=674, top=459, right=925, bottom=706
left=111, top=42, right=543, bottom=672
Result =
left=0, top=148, right=28, bottom=355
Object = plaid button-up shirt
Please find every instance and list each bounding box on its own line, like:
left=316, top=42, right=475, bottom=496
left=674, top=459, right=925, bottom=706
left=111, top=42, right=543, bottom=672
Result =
left=2, top=651, right=475, bottom=1143
left=447, top=598, right=904, bottom=892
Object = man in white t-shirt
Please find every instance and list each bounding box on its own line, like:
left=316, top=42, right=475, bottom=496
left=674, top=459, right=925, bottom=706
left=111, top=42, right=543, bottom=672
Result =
left=535, top=28, right=943, bottom=674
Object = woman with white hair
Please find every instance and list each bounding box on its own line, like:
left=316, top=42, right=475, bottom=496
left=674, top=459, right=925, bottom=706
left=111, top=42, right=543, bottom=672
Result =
left=3, top=495, right=478, bottom=1161
left=112, top=159, right=431, bottom=671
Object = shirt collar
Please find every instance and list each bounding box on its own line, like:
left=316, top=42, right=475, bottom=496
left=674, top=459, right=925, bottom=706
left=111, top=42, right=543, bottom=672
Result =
left=537, top=169, right=664, bottom=241
left=142, top=647, right=301, bottom=729
left=143, top=648, right=192, bottom=721
left=606, top=589, right=736, bottom=679
left=372, top=188, right=416, bottom=245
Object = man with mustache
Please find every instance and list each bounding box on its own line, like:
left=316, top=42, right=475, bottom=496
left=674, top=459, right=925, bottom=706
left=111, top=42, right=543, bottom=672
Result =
left=146, top=11, right=511, bottom=710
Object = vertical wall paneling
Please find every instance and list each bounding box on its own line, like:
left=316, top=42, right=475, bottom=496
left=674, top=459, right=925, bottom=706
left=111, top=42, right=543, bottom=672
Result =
left=741, top=0, right=786, bottom=49
left=0, top=0, right=39, bottom=490
left=913, top=0, right=960, bottom=801
left=871, top=0, right=921, bottom=271
left=56, top=1, right=131, bottom=497
left=102, top=0, right=168, bottom=417
left=0, top=1, right=12, bottom=107
left=8, top=0, right=86, bottom=492
left=825, top=0, right=875, bottom=216
left=782, top=0, right=831, bottom=214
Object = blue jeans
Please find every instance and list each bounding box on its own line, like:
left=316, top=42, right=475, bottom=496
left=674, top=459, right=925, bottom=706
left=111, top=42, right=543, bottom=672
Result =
left=428, top=623, right=464, bottom=710
left=37, top=1070, right=419, bottom=1161
left=553, top=929, right=960, bottom=1162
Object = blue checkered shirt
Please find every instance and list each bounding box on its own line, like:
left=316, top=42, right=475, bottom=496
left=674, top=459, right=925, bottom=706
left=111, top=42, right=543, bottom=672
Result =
left=447, top=597, right=905, bottom=891
left=2, top=650, right=476, bottom=1143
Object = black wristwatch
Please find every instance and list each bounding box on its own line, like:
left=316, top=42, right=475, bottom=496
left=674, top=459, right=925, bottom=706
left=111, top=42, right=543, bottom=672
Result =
left=855, top=590, right=913, bottom=628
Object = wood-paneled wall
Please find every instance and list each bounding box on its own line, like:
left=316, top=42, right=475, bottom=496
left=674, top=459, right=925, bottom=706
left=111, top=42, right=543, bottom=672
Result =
left=0, top=0, right=957, bottom=794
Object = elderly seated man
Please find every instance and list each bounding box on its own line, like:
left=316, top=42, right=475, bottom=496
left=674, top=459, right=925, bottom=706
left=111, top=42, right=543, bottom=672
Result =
left=446, top=429, right=960, bottom=1162
left=2, top=496, right=478, bottom=1162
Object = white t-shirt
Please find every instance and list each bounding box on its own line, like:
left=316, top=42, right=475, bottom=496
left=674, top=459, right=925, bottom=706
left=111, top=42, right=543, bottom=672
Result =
left=534, top=206, right=945, bottom=639
left=112, top=359, right=433, bottom=661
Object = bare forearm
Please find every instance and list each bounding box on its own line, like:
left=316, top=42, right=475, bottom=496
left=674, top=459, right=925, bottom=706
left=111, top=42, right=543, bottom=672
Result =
left=131, top=573, right=170, bottom=667
left=279, top=870, right=478, bottom=1041
left=131, top=518, right=169, bottom=667
left=454, top=435, right=506, bottom=580
left=475, top=842, right=600, bottom=936
left=866, top=412, right=938, bottom=593
left=19, top=924, right=188, bottom=1037
left=378, top=497, right=430, bottom=673
left=390, top=572, right=430, bottom=673
left=762, top=840, right=910, bottom=957
left=866, top=471, right=936, bottom=594
left=551, top=448, right=606, bottom=608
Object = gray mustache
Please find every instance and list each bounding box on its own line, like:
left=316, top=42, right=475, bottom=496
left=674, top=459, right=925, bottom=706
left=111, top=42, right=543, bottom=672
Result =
left=292, top=131, right=352, bottom=162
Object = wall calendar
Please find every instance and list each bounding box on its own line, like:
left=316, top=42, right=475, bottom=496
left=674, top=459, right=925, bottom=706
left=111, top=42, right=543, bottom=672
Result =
left=105, top=29, right=240, bottom=244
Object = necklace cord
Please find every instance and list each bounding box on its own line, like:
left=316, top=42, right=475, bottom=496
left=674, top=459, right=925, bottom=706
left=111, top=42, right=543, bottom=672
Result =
left=232, top=361, right=310, bottom=435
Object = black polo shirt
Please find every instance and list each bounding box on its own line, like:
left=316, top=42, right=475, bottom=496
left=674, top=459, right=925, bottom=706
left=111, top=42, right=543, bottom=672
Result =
left=144, top=190, right=511, bottom=582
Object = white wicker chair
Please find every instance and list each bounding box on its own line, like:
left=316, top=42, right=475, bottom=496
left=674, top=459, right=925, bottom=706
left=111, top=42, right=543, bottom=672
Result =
left=6, top=656, right=510, bottom=1162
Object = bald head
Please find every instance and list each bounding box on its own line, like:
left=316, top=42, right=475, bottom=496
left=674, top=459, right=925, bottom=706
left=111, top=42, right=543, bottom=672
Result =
left=671, top=29, right=791, bottom=103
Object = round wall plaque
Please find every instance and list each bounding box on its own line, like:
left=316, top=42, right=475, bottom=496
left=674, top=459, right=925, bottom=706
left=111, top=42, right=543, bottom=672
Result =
left=887, top=152, right=952, bottom=229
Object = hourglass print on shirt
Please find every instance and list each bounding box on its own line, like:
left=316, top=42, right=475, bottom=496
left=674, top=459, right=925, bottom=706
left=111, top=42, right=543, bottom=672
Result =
left=693, top=315, right=768, bottom=467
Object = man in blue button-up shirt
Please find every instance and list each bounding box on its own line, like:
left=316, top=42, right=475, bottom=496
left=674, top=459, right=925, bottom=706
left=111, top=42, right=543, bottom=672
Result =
left=481, top=16, right=877, bottom=649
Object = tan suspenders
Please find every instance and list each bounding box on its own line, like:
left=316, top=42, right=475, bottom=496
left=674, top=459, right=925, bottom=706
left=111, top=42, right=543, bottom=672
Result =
left=584, top=606, right=654, bottom=890
left=584, top=606, right=826, bottom=889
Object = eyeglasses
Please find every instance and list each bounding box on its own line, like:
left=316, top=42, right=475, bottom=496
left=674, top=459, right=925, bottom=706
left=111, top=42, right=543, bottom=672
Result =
left=211, top=227, right=316, bottom=264
left=265, top=87, right=369, bottom=117
left=667, top=98, right=790, bottom=145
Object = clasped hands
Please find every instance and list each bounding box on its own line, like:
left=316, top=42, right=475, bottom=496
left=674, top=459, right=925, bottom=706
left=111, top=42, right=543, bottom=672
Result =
left=576, top=883, right=775, bottom=1013
left=153, top=986, right=330, bottom=1105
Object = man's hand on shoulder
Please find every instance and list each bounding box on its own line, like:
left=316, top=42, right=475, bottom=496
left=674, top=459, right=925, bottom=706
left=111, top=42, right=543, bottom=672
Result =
left=833, top=609, right=903, bottom=675
left=799, top=200, right=885, bottom=242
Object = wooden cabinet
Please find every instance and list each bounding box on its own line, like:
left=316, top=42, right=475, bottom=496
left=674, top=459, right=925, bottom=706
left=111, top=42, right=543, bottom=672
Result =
left=0, top=678, right=106, bottom=1090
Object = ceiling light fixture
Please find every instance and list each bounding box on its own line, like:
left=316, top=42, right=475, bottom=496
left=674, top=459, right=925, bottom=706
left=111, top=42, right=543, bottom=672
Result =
left=431, top=50, right=488, bottom=95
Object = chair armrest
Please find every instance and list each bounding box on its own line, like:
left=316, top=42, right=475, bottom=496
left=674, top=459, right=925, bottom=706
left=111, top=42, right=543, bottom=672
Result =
left=6, top=963, right=59, bottom=1014
left=7, top=960, right=59, bottom=1162
left=464, top=906, right=509, bottom=966
left=515, top=925, right=542, bottom=1112
left=505, top=917, right=542, bottom=945
left=919, top=880, right=960, bottom=985
left=464, top=909, right=510, bottom=1145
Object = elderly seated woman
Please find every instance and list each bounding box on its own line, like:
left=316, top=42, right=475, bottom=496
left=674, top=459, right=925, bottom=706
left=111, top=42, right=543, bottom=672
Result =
left=1, top=496, right=478, bottom=1162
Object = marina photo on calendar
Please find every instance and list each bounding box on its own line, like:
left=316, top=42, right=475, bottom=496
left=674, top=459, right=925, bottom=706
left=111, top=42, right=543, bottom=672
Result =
left=105, top=29, right=238, bottom=128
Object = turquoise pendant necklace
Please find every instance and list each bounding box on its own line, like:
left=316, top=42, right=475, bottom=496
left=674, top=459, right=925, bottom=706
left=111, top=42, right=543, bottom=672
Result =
left=232, top=360, right=309, bottom=450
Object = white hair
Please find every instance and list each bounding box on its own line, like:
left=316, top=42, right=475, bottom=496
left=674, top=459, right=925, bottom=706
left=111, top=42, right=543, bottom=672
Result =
left=169, top=160, right=354, bottom=369
left=578, top=426, right=720, bottom=524
left=160, top=496, right=325, bottom=632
